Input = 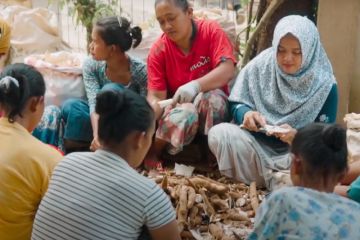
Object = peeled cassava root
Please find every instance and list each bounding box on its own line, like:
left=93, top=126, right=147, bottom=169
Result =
left=147, top=172, right=266, bottom=240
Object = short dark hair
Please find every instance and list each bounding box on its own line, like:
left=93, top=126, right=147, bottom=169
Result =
left=291, top=123, right=348, bottom=177
left=0, top=63, right=45, bottom=122
left=95, top=16, right=142, bottom=52
left=155, top=0, right=190, bottom=12
left=95, top=89, right=154, bottom=145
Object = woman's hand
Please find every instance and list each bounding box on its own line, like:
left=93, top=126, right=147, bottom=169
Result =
left=172, top=80, right=200, bottom=104
left=269, top=124, right=297, bottom=145
left=242, top=111, right=266, bottom=132
left=150, top=100, right=164, bottom=120
left=90, top=137, right=101, bottom=151
left=147, top=90, right=167, bottom=120
left=90, top=112, right=100, bottom=151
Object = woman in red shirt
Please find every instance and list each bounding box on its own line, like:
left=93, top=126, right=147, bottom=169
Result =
left=147, top=0, right=236, bottom=162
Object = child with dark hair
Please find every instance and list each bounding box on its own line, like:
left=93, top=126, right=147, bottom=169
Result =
left=61, top=16, right=147, bottom=153
left=0, top=63, right=62, bottom=240
left=248, top=123, right=360, bottom=240
left=32, top=89, right=180, bottom=240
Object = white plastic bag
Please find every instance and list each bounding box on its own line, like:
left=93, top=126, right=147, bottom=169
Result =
left=0, top=6, right=69, bottom=63
left=24, top=51, right=86, bottom=106
left=0, top=0, right=31, bottom=8
left=193, top=8, right=237, bottom=45
left=344, top=113, right=360, bottom=163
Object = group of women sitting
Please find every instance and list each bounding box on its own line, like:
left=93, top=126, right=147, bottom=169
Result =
left=1, top=0, right=360, bottom=239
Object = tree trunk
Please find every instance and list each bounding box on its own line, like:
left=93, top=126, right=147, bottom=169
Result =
left=242, top=0, right=285, bottom=67
left=254, top=0, right=318, bottom=56
left=86, top=25, right=92, bottom=53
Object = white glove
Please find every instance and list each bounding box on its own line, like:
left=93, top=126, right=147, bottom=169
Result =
left=172, top=80, right=201, bottom=104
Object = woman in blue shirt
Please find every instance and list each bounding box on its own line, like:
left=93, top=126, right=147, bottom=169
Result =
left=61, top=16, right=147, bottom=153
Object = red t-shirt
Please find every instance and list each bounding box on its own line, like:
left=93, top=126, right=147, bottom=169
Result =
left=147, top=19, right=236, bottom=97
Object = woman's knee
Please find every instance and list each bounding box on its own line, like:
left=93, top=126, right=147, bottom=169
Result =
left=167, top=103, right=198, bottom=126
left=61, top=99, right=89, bottom=119
left=62, top=98, right=84, bottom=114
left=101, top=82, right=124, bottom=92
left=156, top=104, right=199, bottom=147
left=195, top=90, right=227, bottom=110
left=195, top=90, right=229, bottom=127
left=208, top=123, right=234, bottom=149
left=208, top=123, right=250, bottom=152
left=44, top=105, right=61, bottom=116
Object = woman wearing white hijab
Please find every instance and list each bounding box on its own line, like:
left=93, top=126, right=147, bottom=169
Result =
left=208, top=15, right=338, bottom=190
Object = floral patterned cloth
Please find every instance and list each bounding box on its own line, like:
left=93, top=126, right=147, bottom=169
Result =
left=156, top=89, right=228, bottom=153
left=248, top=186, right=360, bottom=240
left=33, top=105, right=64, bottom=152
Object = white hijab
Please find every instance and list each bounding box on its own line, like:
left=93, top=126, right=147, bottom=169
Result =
left=230, top=15, right=336, bottom=129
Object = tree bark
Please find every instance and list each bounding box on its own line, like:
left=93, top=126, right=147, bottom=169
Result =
left=245, top=0, right=255, bottom=43
left=242, top=0, right=285, bottom=67
left=255, top=0, right=317, bottom=55
left=241, top=0, right=318, bottom=67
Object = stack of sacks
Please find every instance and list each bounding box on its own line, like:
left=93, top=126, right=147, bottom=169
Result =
left=193, top=8, right=237, bottom=49
left=0, top=5, right=69, bottom=63
left=24, top=51, right=86, bottom=106
left=0, top=0, right=31, bottom=8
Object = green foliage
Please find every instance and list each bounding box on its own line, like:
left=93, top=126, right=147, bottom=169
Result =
left=52, top=0, right=120, bottom=50
left=240, top=0, right=250, bottom=7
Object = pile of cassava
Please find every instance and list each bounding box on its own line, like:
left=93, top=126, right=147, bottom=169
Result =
left=145, top=170, right=267, bottom=240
